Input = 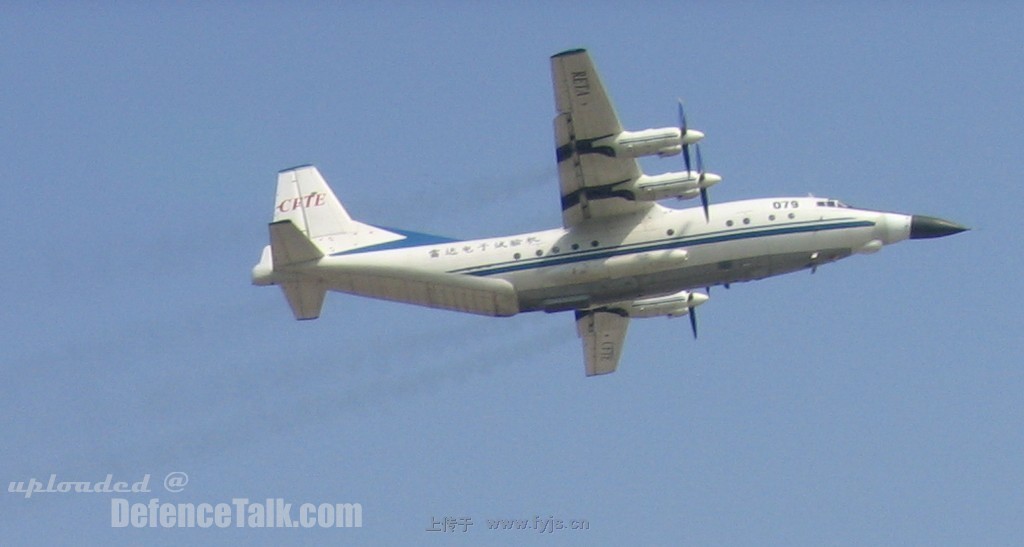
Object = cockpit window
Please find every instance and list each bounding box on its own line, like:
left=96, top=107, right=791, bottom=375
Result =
left=816, top=199, right=850, bottom=208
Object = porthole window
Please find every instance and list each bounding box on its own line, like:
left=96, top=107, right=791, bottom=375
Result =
left=769, top=214, right=776, bottom=221
left=726, top=220, right=734, bottom=227
left=788, top=212, right=795, bottom=219
left=571, top=243, right=580, bottom=251
left=535, top=249, right=543, bottom=257
left=743, top=218, right=750, bottom=225
left=590, top=240, right=599, bottom=247
left=666, top=229, right=675, bottom=236
left=552, top=246, right=560, bottom=254
left=513, top=252, right=521, bottom=260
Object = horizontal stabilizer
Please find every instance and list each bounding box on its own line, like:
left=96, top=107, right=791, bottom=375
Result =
left=269, top=220, right=323, bottom=268
left=280, top=280, right=326, bottom=320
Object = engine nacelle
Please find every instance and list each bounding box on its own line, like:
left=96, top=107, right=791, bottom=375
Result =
left=613, top=127, right=704, bottom=159
left=614, top=128, right=681, bottom=158
left=598, top=125, right=704, bottom=158
left=627, top=290, right=709, bottom=318
left=632, top=170, right=722, bottom=201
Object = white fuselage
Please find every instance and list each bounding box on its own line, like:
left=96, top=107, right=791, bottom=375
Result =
left=252, top=49, right=965, bottom=375
left=309, top=197, right=911, bottom=314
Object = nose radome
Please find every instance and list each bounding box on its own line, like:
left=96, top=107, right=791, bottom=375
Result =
left=910, top=215, right=969, bottom=239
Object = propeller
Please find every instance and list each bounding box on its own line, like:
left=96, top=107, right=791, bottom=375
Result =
left=695, top=144, right=711, bottom=222
left=682, top=291, right=710, bottom=339
left=678, top=100, right=713, bottom=221
left=686, top=291, right=703, bottom=339
left=677, top=100, right=693, bottom=174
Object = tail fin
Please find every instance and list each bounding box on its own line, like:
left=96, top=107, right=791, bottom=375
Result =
left=274, top=165, right=357, bottom=239
left=271, top=165, right=404, bottom=254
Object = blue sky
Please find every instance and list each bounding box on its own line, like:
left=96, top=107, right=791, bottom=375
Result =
left=2, top=3, right=1021, bottom=545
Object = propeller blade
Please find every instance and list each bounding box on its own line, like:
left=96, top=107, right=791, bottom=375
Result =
left=695, top=144, right=710, bottom=221
left=686, top=291, right=699, bottom=339
left=678, top=99, right=688, bottom=133
left=678, top=99, right=692, bottom=173
left=700, top=187, right=710, bottom=221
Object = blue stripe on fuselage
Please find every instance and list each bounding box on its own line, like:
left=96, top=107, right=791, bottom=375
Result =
left=453, top=219, right=875, bottom=277
left=331, top=226, right=460, bottom=255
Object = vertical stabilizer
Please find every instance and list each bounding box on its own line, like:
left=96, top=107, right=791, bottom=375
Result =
left=270, top=165, right=407, bottom=254
left=274, top=165, right=357, bottom=239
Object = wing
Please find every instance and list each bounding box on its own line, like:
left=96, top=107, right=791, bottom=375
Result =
left=551, top=49, right=651, bottom=228
left=575, top=308, right=630, bottom=376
